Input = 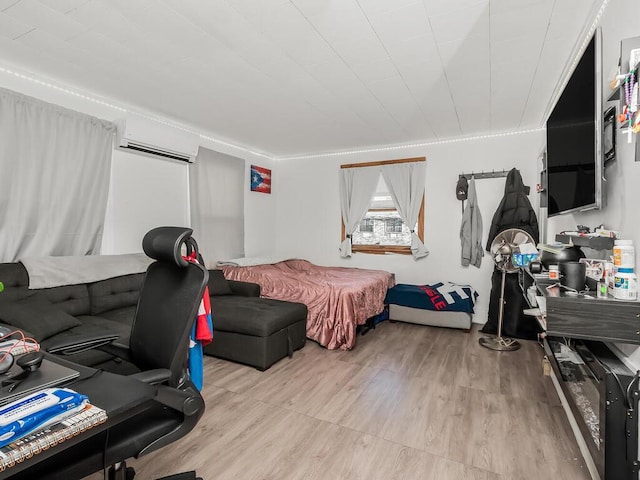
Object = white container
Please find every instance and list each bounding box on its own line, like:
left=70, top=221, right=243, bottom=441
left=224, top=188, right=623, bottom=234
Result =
left=613, top=239, right=635, bottom=268
left=614, top=267, right=637, bottom=300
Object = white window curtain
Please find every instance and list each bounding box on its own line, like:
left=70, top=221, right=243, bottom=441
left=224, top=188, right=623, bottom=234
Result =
left=338, top=166, right=380, bottom=257
left=381, top=162, right=429, bottom=259
left=189, top=147, right=244, bottom=268
left=0, top=88, right=114, bottom=262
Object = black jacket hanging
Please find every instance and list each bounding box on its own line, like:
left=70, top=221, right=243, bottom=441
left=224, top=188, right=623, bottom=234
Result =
left=482, top=168, right=541, bottom=341
left=485, top=168, right=539, bottom=251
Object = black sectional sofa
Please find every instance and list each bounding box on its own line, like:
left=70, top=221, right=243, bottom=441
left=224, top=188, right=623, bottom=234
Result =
left=0, top=261, right=307, bottom=372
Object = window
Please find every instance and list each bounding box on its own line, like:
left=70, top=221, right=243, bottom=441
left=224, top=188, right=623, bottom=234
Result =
left=385, top=218, right=403, bottom=234
left=359, top=218, right=374, bottom=233
left=340, top=157, right=425, bottom=255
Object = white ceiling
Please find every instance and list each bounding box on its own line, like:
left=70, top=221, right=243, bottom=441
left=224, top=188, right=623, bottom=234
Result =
left=0, top=0, right=599, bottom=158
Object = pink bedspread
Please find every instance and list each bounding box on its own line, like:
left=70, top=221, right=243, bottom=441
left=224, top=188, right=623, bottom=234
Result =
left=221, top=259, right=394, bottom=350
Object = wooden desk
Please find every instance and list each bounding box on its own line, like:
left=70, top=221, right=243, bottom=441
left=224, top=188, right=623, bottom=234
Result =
left=0, top=356, right=156, bottom=479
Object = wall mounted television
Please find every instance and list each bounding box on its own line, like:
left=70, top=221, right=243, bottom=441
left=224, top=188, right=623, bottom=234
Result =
left=546, top=28, right=603, bottom=217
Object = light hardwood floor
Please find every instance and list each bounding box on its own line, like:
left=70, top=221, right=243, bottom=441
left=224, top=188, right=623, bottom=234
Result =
left=90, top=322, right=592, bottom=480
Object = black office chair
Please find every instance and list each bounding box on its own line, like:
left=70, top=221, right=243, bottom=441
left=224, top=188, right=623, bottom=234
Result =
left=13, top=226, right=209, bottom=480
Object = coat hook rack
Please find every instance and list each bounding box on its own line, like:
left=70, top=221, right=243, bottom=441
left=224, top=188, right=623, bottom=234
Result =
left=458, top=170, right=510, bottom=181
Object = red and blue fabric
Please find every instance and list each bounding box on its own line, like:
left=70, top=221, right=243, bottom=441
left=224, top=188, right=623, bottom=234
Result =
left=183, top=253, right=214, bottom=391
left=189, top=286, right=213, bottom=391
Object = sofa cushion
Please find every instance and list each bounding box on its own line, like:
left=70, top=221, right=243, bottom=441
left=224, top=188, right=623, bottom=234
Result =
left=0, top=262, right=31, bottom=302
left=88, top=273, right=144, bottom=315
left=0, top=297, right=81, bottom=341
left=211, top=297, right=307, bottom=337
left=30, top=284, right=91, bottom=317
left=98, top=305, right=137, bottom=326
left=208, top=269, right=232, bottom=296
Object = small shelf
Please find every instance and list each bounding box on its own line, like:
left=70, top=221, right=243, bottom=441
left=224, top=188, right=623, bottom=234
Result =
left=607, top=88, right=620, bottom=102
left=555, top=234, right=615, bottom=250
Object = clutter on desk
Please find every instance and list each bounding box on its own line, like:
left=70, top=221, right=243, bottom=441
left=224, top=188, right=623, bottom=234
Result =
left=0, top=388, right=107, bottom=472
left=537, top=243, right=585, bottom=268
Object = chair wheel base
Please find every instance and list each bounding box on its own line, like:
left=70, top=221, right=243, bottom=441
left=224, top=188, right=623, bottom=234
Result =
left=108, top=463, right=135, bottom=480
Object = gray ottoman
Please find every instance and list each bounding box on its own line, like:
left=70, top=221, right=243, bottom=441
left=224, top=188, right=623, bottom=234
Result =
left=204, top=297, right=307, bottom=370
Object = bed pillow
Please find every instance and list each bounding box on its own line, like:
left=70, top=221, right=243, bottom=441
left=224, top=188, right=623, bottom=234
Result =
left=208, top=270, right=233, bottom=296
left=0, top=297, right=81, bottom=341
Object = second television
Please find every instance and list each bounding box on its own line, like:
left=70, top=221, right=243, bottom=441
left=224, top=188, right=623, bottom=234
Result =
left=546, top=28, right=603, bottom=217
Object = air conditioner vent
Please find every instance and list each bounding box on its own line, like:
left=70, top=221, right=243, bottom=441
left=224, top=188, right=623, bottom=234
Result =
left=115, top=116, right=200, bottom=163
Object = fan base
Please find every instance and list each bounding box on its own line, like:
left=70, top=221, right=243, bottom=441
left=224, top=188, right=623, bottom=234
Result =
left=479, top=335, right=521, bottom=351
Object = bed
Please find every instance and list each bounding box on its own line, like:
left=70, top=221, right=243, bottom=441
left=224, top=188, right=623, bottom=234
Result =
left=384, top=283, right=477, bottom=331
left=218, top=258, right=394, bottom=350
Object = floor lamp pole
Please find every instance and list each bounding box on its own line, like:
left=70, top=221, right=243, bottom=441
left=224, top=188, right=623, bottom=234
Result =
left=479, top=268, right=521, bottom=352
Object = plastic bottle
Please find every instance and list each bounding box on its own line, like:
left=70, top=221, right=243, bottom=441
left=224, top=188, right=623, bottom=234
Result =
left=548, top=264, right=560, bottom=280
left=597, top=278, right=608, bottom=298
left=613, top=239, right=635, bottom=268
left=614, top=268, right=637, bottom=300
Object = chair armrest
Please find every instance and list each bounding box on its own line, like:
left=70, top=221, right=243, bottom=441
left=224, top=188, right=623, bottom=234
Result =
left=45, top=333, right=120, bottom=355
left=228, top=280, right=260, bottom=297
left=155, top=383, right=204, bottom=416
left=138, top=382, right=206, bottom=457
left=130, top=368, right=171, bottom=385
left=96, top=341, right=132, bottom=362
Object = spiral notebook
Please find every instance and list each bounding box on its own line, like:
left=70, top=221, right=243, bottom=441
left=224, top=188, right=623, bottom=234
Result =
left=0, top=402, right=107, bottom=471
left=0, top=359, right=79, bottom=406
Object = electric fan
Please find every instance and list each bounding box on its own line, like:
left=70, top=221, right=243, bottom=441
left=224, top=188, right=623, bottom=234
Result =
left=479, top=228, right=536, bottom=352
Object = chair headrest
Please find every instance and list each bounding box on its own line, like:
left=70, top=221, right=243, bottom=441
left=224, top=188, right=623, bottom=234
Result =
left=142, top=227, right=195, bottom=267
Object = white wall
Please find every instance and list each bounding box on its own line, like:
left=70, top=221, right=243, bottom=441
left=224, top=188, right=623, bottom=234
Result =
left=101, top=150, right=189, bottom=254
left=547, top=0, right=640, bottom=370
left=275, top=131, right=544, bottom=323
left=0, top=67, right=277, bottom=257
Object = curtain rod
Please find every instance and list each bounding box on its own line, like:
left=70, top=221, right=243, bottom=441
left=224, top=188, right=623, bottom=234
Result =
left=458, top=170, right=509, bottom=180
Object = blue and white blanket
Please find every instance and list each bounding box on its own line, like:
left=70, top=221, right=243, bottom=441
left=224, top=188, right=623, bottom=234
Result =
left=385, top=282, right=478, bottom=313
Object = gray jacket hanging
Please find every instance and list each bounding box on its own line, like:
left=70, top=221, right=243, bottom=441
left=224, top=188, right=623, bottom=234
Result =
left=460, top=177, right=483, bottom=268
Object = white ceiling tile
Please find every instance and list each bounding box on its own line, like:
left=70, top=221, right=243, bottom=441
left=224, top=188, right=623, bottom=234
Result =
left=491, top=35, right=545, bottom=67
left=422, top=0, right=488, bottom=17
left=457, top=103, right=491, bottom=134
left=490, top=0, right=551, bottom=14
left=358, top=0, right=421, bottom=18
left=94, top=0, right=155, bottom=18
left=247, top=3, right=338, bottom=68
left=546, top=8, right=589, bottom=43
left=306, top=59, right=363, bottom=92
left=367, top=75, right=413, bottom=106
left=367, top=2, right=430, bottom=44
left=16, top=28, right=88, bottom=64
left=490, top=1, right=554, bottom=42
left=0, top=11, right=33, bottom=39
left=367, top=75, right=434, bottom=136
left=224, top=0, right=291, bottom=19
left=0, top=0, right=19, bottom=11
left=37, top=0, right=91, bottom=14
left=351, top=57, right=399, bottom=84
left=332, top=34, right=388, bottom=66
left=398, top=62, right=448, bottom=110
left=438, top=29, right=489, bottom=66
left=292, top=0, right=373, bottom=44
left=0, top=0, right=601, bottom=155
left=66, top=0, right=130, bottom=32
left=65, top=30, right=130, bottom=65
left=0, top=35, right=61, bottom=73
left=385, top=33, right=439, bottom=65
left=4, top=1, right=88, bottom=40
left=429, top=1, right=489, bottom=44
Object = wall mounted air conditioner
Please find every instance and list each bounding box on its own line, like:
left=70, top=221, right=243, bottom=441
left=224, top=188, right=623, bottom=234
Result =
left=115, top=115, right=200, bottom=163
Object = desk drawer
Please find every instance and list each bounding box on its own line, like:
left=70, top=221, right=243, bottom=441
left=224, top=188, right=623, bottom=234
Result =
left=546, top=296, right=640, bottom=344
